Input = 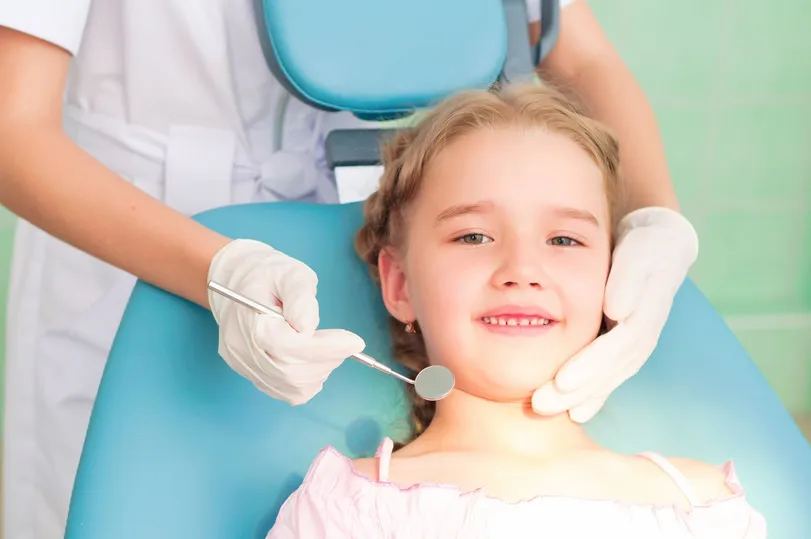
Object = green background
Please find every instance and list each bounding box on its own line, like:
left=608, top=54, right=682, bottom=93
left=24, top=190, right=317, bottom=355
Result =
left=1, top=0, right=810, bottom=440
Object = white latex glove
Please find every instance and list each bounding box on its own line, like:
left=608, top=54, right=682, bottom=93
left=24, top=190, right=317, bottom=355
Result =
left=208, top=239, right=366, bottom=405
left=532, top=207, right=699, bottom=423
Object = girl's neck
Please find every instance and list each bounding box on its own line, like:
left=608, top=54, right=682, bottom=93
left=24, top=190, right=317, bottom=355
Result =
left=411, top=389, right=600, bottom=461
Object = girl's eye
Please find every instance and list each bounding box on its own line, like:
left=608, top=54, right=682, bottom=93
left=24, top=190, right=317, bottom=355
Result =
left=548, top=236, right=581, bottom=247
left=456, top=233, right=492, bottom=245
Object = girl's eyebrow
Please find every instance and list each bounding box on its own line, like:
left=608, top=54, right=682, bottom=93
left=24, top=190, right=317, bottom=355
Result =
left=551, top=206, right=600, bottom=228
left=434, top=201, right=495, bottom=226
left=434, top=201, right=599, bottom=228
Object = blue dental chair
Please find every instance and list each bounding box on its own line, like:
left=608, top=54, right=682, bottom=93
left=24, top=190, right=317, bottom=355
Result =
left=65, top=1, right=811, bottom=538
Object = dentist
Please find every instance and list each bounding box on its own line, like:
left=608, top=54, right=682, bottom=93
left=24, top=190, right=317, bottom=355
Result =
left=0, top=1, right=698, bottom=538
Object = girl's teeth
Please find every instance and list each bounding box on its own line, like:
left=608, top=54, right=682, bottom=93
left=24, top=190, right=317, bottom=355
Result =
left=482, top=317, right=550, bottom=326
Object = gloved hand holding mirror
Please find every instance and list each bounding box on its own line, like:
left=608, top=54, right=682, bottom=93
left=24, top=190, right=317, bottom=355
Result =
left=207, top=240, right=455, bottom=403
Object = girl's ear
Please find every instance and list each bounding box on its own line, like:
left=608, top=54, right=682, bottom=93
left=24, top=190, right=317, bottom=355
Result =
left=377, top=246, right=416, bottom=324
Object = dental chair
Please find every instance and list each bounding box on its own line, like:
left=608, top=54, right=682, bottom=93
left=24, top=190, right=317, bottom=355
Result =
left=65, top=1, right=811, bottom=538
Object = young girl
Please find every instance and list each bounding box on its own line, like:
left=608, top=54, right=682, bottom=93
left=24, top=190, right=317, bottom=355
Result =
left=266, top=84, right=767, bottom=538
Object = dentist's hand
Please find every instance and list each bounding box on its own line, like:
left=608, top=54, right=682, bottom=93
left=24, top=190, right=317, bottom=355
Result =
left=532, top=207, right=699, bottom=423
left=208, top=239, right=366, bottom=405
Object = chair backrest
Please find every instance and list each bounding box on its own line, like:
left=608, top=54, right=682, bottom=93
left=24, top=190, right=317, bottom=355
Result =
left=67, top=202, right=811, bottom=539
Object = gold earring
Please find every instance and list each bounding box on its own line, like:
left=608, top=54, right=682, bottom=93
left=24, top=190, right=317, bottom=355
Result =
left=405, top=321, right=416, bottom=334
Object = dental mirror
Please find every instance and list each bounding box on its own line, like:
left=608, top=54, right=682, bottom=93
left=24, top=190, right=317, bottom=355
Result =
left=207, top=281, right=455, bottom=401
left=413, top=365, right=455, bottom=401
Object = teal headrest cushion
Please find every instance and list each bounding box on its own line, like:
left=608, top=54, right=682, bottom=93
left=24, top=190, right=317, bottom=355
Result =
left=255, top=0, right=507, bottom=115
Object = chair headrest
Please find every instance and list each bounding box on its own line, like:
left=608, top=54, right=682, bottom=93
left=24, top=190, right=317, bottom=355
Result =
left=254, top=0, right=521, bottom=118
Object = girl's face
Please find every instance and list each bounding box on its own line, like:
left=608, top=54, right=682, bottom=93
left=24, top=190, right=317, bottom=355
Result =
left=378, top=126, right=613, bottom=403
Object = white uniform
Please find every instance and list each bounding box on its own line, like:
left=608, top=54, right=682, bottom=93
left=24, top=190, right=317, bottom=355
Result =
left=0, top=1, right=569, bottom=538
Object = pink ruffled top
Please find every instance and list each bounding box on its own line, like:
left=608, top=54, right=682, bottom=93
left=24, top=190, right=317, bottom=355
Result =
left=267, top=438, right=767, bottom=538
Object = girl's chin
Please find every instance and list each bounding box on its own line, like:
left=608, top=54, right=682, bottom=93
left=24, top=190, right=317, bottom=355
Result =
left=445, top=381, right=549, bottom=406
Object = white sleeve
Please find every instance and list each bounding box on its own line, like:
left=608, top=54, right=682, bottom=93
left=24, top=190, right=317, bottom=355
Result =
left=526, top=0, right=576, bottom=23
left=0, top=0, right=91, bottom=55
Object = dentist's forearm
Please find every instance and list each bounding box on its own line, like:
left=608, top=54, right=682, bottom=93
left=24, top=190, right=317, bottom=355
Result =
left=547, top=58, right=680, bottom=215
left=0, top=27, right=230, bottom=309
left=0, top=125, right=230, bottom=309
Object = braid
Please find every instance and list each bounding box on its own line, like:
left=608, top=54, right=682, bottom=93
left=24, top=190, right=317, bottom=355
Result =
left=355, top=127, right=435, bottom=445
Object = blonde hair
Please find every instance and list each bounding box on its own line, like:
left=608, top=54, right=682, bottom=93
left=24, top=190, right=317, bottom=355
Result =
left=355, top=83, right=622, bottom=444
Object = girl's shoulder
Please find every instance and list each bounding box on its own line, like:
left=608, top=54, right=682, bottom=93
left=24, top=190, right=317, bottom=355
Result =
left=350, top=456, right=380, bottom=480
left=663, top=456, right=739, bottom=502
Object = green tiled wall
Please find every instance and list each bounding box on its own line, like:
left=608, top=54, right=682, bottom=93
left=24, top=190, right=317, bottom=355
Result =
left=0, top=0, right=809, bottom=434
left=0, top=206, right=12, bottom=422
